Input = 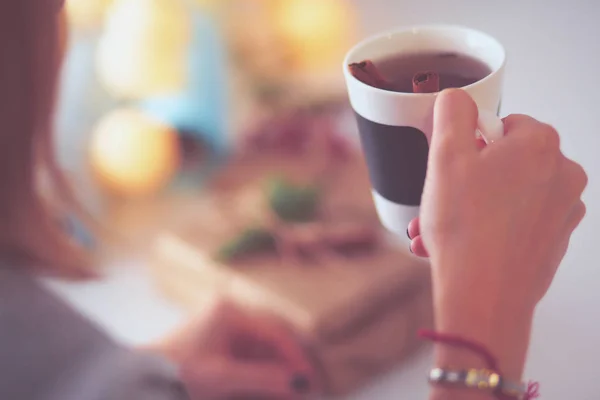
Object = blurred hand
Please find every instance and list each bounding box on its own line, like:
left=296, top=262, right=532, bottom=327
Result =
left=150, top=299, right=317, bottom=399
left=410, top=89, right=587, bottom=378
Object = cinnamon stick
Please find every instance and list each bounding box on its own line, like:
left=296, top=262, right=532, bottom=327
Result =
left=412, top=71, right=440, bottom=93
left=348, top=60, right=390, bottom=90
left=349, top=59, right=442, bottom=94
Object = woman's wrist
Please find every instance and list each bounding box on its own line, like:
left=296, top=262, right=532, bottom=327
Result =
left=427, top=298, right=533, bottom=400
left=431, top=255, right=535, bottom=381
left=434, top=292, right=533, bottom=378
left=428, top=344, right=498, bottom=400
left=435, top=298, right=533, bottom=378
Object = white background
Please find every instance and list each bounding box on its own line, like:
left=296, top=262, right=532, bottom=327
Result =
left=49, top=1, right=600, bottom=399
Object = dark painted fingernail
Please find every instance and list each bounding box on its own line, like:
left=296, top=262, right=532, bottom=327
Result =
left=409, top=243, right=413, bottom=253
left=407, top=228, right=411, bottom=239
left=290, top=373, right=310, bottom=394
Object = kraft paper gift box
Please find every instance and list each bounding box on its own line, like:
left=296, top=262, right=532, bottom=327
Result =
left=147, top=151, right=433, bottom=395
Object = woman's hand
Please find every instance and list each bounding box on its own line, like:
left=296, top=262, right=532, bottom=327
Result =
left=412, top=89, right=587, bottom=382
left=149, top=299, right=317, bottom=399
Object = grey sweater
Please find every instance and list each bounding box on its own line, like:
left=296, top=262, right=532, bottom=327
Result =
left=0, top=267, right=189, bottom=400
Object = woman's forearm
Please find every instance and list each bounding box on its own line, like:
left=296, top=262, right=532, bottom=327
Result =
left=428, top=259, right=534, bottom=399
left=434, top=294, right=533, bottom=378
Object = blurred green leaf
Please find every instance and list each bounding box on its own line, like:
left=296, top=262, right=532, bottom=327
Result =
left=217, top=227, right=276, bottom=262
left=266, top=176, right=321, bottom=222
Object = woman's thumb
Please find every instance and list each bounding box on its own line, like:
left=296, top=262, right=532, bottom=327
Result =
left=429, top=89, right=479, bottom=166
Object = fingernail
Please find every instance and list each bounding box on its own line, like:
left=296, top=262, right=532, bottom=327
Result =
left=290, top=373, right=310, bottom=394
left=409, top=243, right=413, bottom=253
left=406, top=228, right=411, bottom=239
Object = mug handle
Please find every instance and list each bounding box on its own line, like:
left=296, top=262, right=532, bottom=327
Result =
left=477, top=110, right=504, bottom=144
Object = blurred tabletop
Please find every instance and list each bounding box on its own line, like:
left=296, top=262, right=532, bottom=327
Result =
left=48, top=1, right=600, bottom=399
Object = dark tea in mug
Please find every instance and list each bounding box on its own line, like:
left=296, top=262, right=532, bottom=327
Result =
left=375, top=52, right=492, bottom=93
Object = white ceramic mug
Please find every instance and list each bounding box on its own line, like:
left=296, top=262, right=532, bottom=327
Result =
left=343, top=25, right=506, bottom=236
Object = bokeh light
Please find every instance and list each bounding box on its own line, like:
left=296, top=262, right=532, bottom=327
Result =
left=58, top=0, right=362, bottom=202
left=273, top=0, right=356, bottom=72
left=90, top=109, right=181, bottom=197
left=96, top=0, right=191, bottom=99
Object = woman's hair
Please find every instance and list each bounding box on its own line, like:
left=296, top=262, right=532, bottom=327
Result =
left=0, top=1, right=93, bottom=278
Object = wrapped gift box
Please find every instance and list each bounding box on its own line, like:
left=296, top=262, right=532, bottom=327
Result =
left=146, top=150, right=433, bottom=395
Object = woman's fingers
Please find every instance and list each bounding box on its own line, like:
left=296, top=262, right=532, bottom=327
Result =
left=501, top=114, right=540, bottom=134
left=407, top=217, right=420, bottom=239
left=409, top=235, right=429, bottom=258
left=185, top=358, right=307, bottom=399
left=565, top=200, right=587, bottom=234
left=429, top=89, right=480, bottom=173
left=223, top=361, right=306, bottom=399
left=561, top=158, right=588, bottom=200
left=237, top=314, right=313, bottom=373
left=408, top=218, right=429, bottom=257
left=218, top=304, right=316, bottom=386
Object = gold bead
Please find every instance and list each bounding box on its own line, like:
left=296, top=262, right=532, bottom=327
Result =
left=466, top=370, right=479, bottom=387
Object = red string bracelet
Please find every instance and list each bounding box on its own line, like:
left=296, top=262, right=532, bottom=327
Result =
left=418, top=329, right=540, bottom=400
left=419, top=329, right=500, bottom=371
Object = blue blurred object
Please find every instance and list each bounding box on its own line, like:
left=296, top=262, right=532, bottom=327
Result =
left=142, top=10, right=230, bottom=185
left=62, top=214, right=96, bottom=250
left=55, top=31, right=117, bottom=178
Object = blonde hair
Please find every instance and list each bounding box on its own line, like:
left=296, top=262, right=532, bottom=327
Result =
left=0, top=2, right=94, bottom=278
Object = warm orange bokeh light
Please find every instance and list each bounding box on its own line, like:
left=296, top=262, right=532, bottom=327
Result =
left=273, top=0, right=356, bottom=72
left=90, top=109, right=181, bottom=197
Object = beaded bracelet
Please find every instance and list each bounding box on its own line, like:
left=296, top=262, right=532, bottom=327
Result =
left=428, top=367, right=527, bottom=399
left=418, top=329, right=540, bottom=399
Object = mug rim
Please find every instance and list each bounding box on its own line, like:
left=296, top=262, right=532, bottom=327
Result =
left=342, top=24, right=507, bottom=98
